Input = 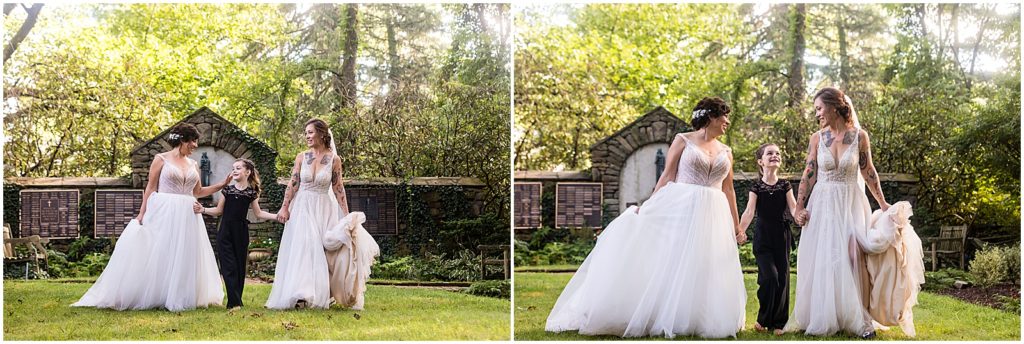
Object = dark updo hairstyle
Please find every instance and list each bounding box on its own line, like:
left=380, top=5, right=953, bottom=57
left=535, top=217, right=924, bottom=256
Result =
left=813, top=87, right=852, bottom=122
left=304, top=118, right=333, bottom=149
left=167, top=123, right=200, bottom=147
left=690, top=97, right=731, bottom=130
left=754, top=142, right=779, bottom=178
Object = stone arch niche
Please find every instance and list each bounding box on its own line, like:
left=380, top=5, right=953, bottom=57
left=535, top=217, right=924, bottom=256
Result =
left=129, top=107, right=278, bottom=204
left=589, top=106, right=690, bottom=218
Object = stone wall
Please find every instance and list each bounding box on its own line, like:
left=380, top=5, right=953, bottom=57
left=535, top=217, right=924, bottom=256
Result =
left=130, top=107, right=277, bottom=189
left=589, top=106, right=690, bottom=218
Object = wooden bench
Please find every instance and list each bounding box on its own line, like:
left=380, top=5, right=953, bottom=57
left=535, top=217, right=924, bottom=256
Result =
left=3, top=224, right=49, bottom=279
left=478, top=244, right=511, bottom=280
left=922, top=225, right=968, bottom=271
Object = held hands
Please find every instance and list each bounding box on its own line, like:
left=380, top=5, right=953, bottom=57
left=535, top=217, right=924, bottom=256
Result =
left=734, top=226, right=748, bottom=245
left=193, top=202, right=204, bottom=214
left=794, top=208, right=810, bottom=227
left=276, top=208, right=291, bottom=223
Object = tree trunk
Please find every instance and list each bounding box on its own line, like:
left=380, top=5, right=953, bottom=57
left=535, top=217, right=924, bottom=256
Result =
left=339, top=3, right=359, bottom=109
left=838, top=5, right=850, bottom=89
left=385, top=6, right=400, bottom=90
left=967, top=6, right=993, bottom=90
left=3, top=4, right=16, bottom=16
left=786, top=4, right=806, bottom=108
left=952, top=4, right=961, bottom=63
left=4, top=3, right=43, bottom=63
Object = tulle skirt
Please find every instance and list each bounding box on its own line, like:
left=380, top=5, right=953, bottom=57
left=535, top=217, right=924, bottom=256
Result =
left=545, top=182, right=746, bottom=339
left=71, top=192, right=223, bottom=311
left=264, top=189, right=339, bottom=309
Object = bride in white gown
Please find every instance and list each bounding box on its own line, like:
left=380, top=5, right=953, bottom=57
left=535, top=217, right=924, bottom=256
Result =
left=72, top=124, right=230, bottom=311
left=786, top=87, right=891, bottom=338
left=265, top=119, right=350, bottom=309
left=546, top=97, right=747, bottom=339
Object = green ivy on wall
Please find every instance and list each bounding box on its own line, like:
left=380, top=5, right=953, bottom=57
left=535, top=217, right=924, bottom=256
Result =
left=4, top=183, right=23, bottom=236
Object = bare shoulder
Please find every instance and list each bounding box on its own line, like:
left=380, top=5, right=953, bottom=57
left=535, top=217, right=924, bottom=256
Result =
left=718, top=141, right=732, bottom=153
left=858, top=128, right=871, bottom=141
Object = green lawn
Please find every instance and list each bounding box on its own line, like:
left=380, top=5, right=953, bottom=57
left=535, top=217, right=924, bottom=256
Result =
left=4, top=280, right=510, bottom=340
left=514, top=272, right=1020, bottom=341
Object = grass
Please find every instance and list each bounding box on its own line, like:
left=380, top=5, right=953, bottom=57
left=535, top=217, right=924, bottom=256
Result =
left=514, top=264, right=580, bottom=272
left=3, top=279, right=510, bottom=340
left=514, top=272, right=1021, bottom=341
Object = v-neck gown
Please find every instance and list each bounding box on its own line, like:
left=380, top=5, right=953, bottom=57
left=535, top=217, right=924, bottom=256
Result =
left=546, top=133, right=746, bottom=339
left=784, top=129, right=875, bottom=336
left=265, top=155, right=342, bottom=309
left=72, top=155, right=222, bottom=311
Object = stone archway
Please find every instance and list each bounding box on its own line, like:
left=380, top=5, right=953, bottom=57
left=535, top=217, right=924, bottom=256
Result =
left=589, top=106, right=690, bottom=218
left=129, top=107, right=278, bottom=189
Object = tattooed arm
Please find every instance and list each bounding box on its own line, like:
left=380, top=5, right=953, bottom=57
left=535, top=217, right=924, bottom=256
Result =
left=858, top=129, right=889, bottom=211
left=277, top=152, right=305, bottom=222
left=794, top=132, right=820, bottom=226
left=330, top=155, right=350, bottom=215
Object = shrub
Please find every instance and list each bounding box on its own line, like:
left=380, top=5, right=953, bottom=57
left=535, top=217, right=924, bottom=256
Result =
left=513, top=239, right=531, bottom=266
left=437, top=213, right=508, bottom=252
left=996, top=295, right=1020, bottom=314
left=1004, top=243, right=1020, bottom=283
left=923, top=268, right=974, bottom=291
left=370, top=250, right=498, bottom=282
left=463, top=279, right=510, bottom=299
left=372, top=256, right=417, bottom=280
left=737, top=243, right=756, bottom=267
left=970, top=244, right=1009, bottom=288
left=518, top=227, right=595, bottom=266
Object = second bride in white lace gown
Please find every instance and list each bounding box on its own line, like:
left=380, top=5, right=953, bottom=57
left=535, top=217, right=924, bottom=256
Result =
left=546, top=97, right=747, bottom=339
left=265, top=119, right=350, bottom=310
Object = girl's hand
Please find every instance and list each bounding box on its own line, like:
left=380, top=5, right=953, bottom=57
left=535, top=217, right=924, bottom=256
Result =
left=735, top=231, right=748, bottom=245
left=193, top=202, right=204, bottom=214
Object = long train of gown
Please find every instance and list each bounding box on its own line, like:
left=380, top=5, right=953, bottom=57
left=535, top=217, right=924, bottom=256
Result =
left=546, top=135, right=745, bottom=339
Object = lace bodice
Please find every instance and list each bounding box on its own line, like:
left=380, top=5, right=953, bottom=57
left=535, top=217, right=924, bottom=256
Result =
left=817, top=129, right=861, bottom=184
left=158, top=155, right=199, bottom=195
left=674, top=134, right=731, bottom=189
left=299, top=153, right=334, bottom=194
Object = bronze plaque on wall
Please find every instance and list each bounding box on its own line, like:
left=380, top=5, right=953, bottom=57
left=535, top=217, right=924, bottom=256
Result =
left=513, top=182, right=542, bottom=229
left=94, top=190, right=144, bottom=238
left=555, top=182, right=603, bottom=229
left=19, top=189, right=80, bottom=238
left=346, top=188, right=398, bottom=236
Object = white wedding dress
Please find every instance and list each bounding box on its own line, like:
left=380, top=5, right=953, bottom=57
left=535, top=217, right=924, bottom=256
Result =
left=546, top=134, right=746, bottom=339
left=72, top=156, right=223, bottom=311
left=784, top=129, right=875, bottom=336
left=265, top=155, right=341, bottom=309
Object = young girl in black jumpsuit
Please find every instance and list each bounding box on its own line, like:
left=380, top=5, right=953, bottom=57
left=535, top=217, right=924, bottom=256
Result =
left=194, top=159, right=278, bottom=310
left=738, top=143, right=799, bottom=335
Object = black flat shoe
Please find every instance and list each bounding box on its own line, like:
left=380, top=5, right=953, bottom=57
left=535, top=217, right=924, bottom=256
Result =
left=860, top=330, right=876, bottom=339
